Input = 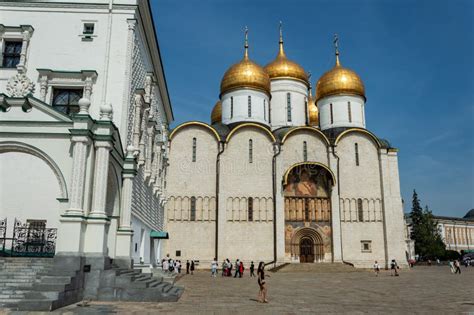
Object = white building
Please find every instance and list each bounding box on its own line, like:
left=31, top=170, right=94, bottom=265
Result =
left=0, top=0, right=172, bottom=271
left=164, top=29, right=407, bottom=269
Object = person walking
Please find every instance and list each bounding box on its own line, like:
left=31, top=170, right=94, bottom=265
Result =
left=454, top=260, right=462, bottom=274
left=190, top=260, right=195, bottom=275
left=239, top=261, right=244, bottom=278
left=186, top=260, right=190, bottom=274
left=163, top=259, right=169, bottom=272
left=211, top=258, right=218, bottom=277
left=257, top=261, right=269, bottom=303
left=390, top=259, right=399, bottom=276
left=250, top=261, right=255, bottom=277
left=448, top=260, right=454, bottom=273
left=373, top=261, right=380, bottom=277
left=222, top=259, right=227, bottom=277
left=234, top=259, right=240, bottom=278
left=177, top=260, right=182, bottom=274
left=228, top=260, right=233, bottom=277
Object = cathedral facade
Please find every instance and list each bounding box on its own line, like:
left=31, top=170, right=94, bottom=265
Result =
left=164, top=29, right=407, bottom=268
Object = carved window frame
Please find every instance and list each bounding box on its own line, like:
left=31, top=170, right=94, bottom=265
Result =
left=0, top=25, right=34, bottom=73
left=36, top=69, right=98, bottom=105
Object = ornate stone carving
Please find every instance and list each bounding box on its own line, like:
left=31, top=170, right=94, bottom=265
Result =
left=6, top=72, right=35, bottom=97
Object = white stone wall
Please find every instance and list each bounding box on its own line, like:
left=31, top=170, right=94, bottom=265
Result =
left=221, top=89, right=270, bottom=126
left=219, top=127, right=274, bottom=262
left=269, top=79, right=308, bottom=129
left=318, top=95, right=365, bottom=130
left=164, top=125, right=218, bottom=262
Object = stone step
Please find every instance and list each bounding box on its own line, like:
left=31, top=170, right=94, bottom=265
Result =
left=0, top=298, right=55, bottom=311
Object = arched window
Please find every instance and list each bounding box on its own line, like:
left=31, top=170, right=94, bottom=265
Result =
left=249, top=139, right=253, bottom=163
left=357, top=198, right=363, bottom=222
left=348, top=101, right=352, bottom=122
left=192, top=137, right=197, bottom=162
left=248, top=197, right=253, bottom=221
left=230, top=96, right=234, bottom=118
left=248, top=96, right=252, bottom=117
left=355, top=143, right=359, bottom=166
left=287, top=93, right=292, bottom=122
left=303, top=141, right=308, bottom=162
left=330, top=103, right=334, bottom=124
left=263, top=99, right=266, bottom=121
left=190, top=196, right=196, bottom=221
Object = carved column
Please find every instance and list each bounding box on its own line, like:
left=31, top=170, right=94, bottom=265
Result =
left=145, top=119, right=156, bottom=178
left=17, top=29, right=31, bottom=73
left=138, top=107, right=150, bottom=165
left=89, top=141, right=112, bottom=218
left=84, top=76, right=93, bottom=99
left=67, top=136, right=90, bottom=215
left=39, top=75, right=48, bottom=102
left=132, top=94, right=143, bottom=151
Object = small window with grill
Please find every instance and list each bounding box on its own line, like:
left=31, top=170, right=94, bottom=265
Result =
left=83, top=23, right=95, bottom=35
left=52, top=88, right=83, bottom=115
left=2, top=41, right=22, bottom=68
left=248, top=197, right=253, bottom=221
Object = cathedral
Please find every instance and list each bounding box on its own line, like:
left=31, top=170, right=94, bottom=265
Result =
left=164, top=27, right=407, bottom=268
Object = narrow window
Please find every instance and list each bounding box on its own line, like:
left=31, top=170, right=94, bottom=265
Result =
left=248, top=197, right=253, bottom=221
left=2, top=41, right=22, bottom=68
left=249, top=139, right=253, bottom=163
left=190, top=196, right=196, bottom=221
left=263, top=100, right=266, bottom=121
left=304, top=98, right=308, bottom=125
left=248, top=96, right=252, bottom=117
left=330, top=103, right=334, bottom=124
left=192, top=137, right=197, bottom=162
left=357, top=198, right=363, bottom=222
left=348, top=101, right=352, bottom=122
left=304, top=199, right=310, bottom=221
left=83, top=23, right=95, bottom=35
left=355, top=143, right=359, bottom=166
left=303, top=141, right=308, bottom=162
left=230, top=97, right=234, bottom=118
left=287, top=93, right=292, bottom=122
left=52, top=88, right=83, bottom=115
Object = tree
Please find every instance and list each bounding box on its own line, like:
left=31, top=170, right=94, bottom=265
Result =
left=409, top=190, right=446, bottom=259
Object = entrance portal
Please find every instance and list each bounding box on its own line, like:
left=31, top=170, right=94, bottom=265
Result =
left=299, top=238, right=314, bottom=263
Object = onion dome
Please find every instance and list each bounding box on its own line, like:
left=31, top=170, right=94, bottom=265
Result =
left=316, top=36, right=365, bottom=102
left=307, top=86, right=319, bottom=126
left=264, top=23, right=309, bottom=85
left=220, top=28, right=271, bottom=96
left=211, top=100, right=222, bottom=124
left=464, top=209, right=474, bottom=220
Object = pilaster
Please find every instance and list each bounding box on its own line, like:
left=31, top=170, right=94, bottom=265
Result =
left=329, top=147, right=343, bottom=262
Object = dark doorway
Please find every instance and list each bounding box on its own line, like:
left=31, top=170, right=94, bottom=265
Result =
left=299, top=237, right=314, bottom=263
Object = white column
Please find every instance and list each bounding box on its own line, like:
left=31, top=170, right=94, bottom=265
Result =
left=89, top=142, right=112, bottom=218
left=132, top=94, right=143, bottom=151
left=67, top=136, right=90, bottom=215
left=329, top=148, right=343, bottom=262
left=145, top=122, right=155, bottom=178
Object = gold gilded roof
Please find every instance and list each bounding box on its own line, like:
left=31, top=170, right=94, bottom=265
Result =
left=220, top=28, right=270, bottom=96
left=316, top=36, right=365, bottom=102
left=211, top=100, right=222, bottom=124
left=264, top=23, right=308, bottom=85
left=307, top=87, right=319, bottom=126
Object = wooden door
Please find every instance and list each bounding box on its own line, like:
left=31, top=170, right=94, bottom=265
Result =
left=299, top=238, right=314, bottom=263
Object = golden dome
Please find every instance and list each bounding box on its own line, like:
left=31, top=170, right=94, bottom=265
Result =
left=220, top=29, right=270, bottom=96
left=264, top=25, right=308, bottom=85
left=308, top=87, right=319, bottom=126
left=211, top=100, right=222, bottom=124
left=316, top=51, right=365, bottom=102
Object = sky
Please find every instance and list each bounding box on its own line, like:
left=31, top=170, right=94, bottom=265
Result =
left=151, top=0, right=474, bottom=218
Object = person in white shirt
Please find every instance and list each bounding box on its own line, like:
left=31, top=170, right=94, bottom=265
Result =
left=211, top=258, right=218, bottom=277
left=373, top=261, right=380, bottom=277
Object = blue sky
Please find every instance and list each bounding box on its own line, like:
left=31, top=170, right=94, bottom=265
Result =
left=152, top=0, right=474, bottom=218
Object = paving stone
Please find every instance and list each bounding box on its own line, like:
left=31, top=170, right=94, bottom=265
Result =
left=49, top=266, right=474, bottom=314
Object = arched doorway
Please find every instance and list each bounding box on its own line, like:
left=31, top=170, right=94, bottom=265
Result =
left=300, top=237, right=314, bottom=263
left=283, top=163, right=333, bottom=262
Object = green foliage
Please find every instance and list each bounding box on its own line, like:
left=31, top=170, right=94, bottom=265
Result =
left=409, top=190, right=446, bottom=259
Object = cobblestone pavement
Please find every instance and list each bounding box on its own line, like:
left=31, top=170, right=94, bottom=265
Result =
left=10, top=266, right=474, bottom=314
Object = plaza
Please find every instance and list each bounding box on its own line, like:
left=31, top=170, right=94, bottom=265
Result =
left=56, top=265, right=473, bottom=314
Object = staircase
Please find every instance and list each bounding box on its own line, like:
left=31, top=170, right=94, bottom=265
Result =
left=0, top=258, right=184, bottom=311
left=0, top=257, right=82, bottom=311
left=97, top=264, right=183, bottom=302
left=275, top=262, right=367, bottom=273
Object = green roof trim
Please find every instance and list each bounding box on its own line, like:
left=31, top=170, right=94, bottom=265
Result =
left=150, top=230, right=169, bottom=239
